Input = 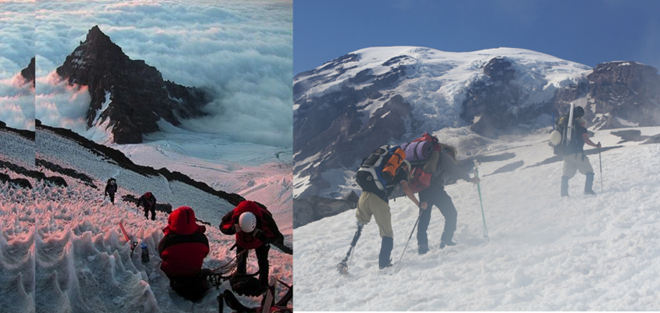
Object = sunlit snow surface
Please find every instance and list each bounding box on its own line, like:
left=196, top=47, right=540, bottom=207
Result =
left=294, top=128, right=660, bottom=311
left=0, top=128, right=292, bottom=313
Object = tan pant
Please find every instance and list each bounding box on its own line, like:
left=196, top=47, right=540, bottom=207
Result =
left=355, top=191, right=393, bottom=238
left=562, top=153, right=594, bottom=178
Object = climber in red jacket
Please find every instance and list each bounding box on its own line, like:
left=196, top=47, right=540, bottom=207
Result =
left=158, top=206, right=210, bottom=302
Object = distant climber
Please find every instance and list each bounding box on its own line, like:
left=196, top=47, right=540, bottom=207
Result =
left=158, top=206, right=210, bottom=302
left=558, top=108, right=602, bottom=197
left=104, top=178, right=117, bottom=204
left=137, top=191, right=157, bottom=220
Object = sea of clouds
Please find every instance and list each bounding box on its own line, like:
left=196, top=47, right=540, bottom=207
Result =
left=29, top=0, right=292, bottom=147
left=0, top=1, right=35, bottom=131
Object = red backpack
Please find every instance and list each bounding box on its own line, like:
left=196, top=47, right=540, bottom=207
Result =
left=403, top=133, right=457, bottom=193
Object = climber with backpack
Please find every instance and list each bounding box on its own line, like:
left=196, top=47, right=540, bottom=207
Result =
left=551, top=105, right=602, bottom=197
left=219, top=200, right=291, bottom=296
left=400, top=133, right=479, bottom=254
left=338, top=144, right=426, bottom=273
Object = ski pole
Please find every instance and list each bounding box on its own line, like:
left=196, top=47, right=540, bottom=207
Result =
left=598, top=145, right=603, bottom=193
left=394, top=209, right=421, bottom=274
left=474, top=160, right=489, bottom=242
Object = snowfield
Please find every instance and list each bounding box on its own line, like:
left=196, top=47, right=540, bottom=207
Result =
left=1, top=128, right=292, bottom=313
left=294, top=128, right=660, bottom=311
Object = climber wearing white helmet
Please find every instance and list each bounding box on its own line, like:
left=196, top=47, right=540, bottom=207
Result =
left=219, top=200, right=291, bottom=293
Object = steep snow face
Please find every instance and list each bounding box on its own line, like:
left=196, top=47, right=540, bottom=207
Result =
left=1, top=129, right=292, bottom=312
left=293, top=128, right=660, bottom=311
left=294, top=46, right=590, bottom=131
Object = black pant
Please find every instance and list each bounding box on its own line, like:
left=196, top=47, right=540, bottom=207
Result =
left=417, top=186, right=457, bottom=246
left=143, top=206, right=156, bottom=220
left=168, top=275, right=210, bottom=302
left=108, top=192, right=115, bottom=204
left=236, top=244, right=270, bottom=287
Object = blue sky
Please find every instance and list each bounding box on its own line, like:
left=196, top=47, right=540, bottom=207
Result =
left=293, top=0, right=660, bottom=75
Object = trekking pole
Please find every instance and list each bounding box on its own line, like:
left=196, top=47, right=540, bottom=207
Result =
left=394, top=209, right=421, bottom=274
left=337, top=223, right=363, bottom=274
left=598, top=145, right=603, bottom=193
left=473, top=160, right=489, bottom=242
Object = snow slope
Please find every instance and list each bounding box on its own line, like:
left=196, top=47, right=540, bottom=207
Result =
left=1, top=129, right=292, bottom=313
left=294, top=46, right=590, bottom=131
left=293, top=129, right=660, bottom=311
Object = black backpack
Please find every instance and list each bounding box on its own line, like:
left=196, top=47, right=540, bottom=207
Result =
left=550, top=115, right=580, bottom=156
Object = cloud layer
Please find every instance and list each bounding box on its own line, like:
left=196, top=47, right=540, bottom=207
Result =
left=34, top=0, right=292, bottom=147
left=0, top=1, right=35, bottom=130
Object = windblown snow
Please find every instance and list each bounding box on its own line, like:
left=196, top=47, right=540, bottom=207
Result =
left=0, top=128, right=292, bottom=313
left=294, top=128, right=660, bottom=311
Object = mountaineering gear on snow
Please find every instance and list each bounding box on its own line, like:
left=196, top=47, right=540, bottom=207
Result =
left=137, top=192, right=157, bottom=220
left=217, top=278, right=293, bottom=313
left=378, top=236, right=394, bottom=269
left=561, top=176, right=570, bottom=197
left=141, top=243, right=149, bottom=263
left=585, top=173, right=596, bottom=195
left=394, top=211, right=420, bottom=272
left=239, top=212, right=257, bottom=233
left=158, top=206, right=210, bottom=302
left=230, top=273, right=264, bottom=297
left=355, top=145, right=406, bottom=201
left=337, top=222, right=364, bottom=275
left=220, top=201, right=288, bottom=288
left=105, top=178, right=117, bottom=204
left=118, top=221, right=138, bottom=257
left=474, top=160, right=489, bottom=242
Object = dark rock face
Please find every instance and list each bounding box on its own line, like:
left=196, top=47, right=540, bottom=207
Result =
left=0, top=173, right=32, bottom=189
left=20, top=57, right=35, bottom=87
left=583, top=62, right=660, bottom=129
left=294, top=53, right=412, bottom=199
left=293, top=195, right=358, bottom=228
left=55, top=26, right=209, bottom=144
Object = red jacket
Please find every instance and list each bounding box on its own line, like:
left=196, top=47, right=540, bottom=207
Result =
left=220, top=201, right=281, bottom=250
left=158, top=206, right=209, bottom=277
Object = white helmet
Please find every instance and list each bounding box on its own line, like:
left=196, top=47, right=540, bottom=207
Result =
left=238, top=212, right=257, bottom=233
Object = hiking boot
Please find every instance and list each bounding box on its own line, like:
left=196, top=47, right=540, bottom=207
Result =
left=439, top=240, right=456, bottom=249
left=584, top=173, right=596, bottom=195
left=418, top=244, right=429, bottom=255
left=379, top=262, right=393, bottom=270
left=561, top=176, right=570, bottom=197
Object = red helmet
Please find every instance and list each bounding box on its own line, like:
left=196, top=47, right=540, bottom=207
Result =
left=145, top=192, right=152, bottom=198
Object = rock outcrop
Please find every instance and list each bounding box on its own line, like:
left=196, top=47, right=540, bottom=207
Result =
left=55, top=26, right=209, bottom=144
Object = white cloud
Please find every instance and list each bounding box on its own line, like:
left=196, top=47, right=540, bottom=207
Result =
left=34, top=0, right=292, bottom=146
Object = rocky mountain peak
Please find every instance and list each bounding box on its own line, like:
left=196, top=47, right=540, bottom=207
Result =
left=20, top=57, right=35, bottom=87
left=55, top=26, right=209, bottom=144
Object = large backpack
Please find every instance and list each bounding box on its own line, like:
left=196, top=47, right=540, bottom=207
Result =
left=355, top=145, right=405, bottom=192
left=402, top=133, right=458, bottom=193
left=550, top=114, right=580, bottom=156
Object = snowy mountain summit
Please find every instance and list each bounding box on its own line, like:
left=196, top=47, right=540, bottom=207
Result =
left=293, top=46, right=660, bottom=201
left=55, top=25, right=209, bottom=144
